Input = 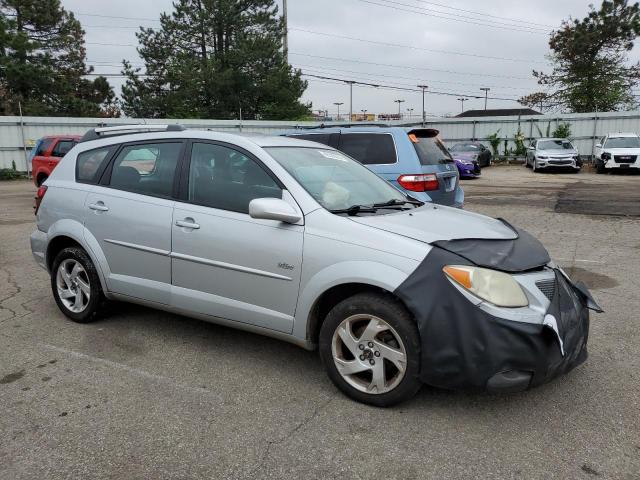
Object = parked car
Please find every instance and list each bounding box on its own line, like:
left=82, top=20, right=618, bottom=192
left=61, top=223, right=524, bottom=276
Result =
left=449, top=142, right=492, bottom=167
left=31, top=135, right=81, bottom=186
left=452, top=156, right=481, bottom=179
left=594, top=133, right=640, bottom=173
left=31, top=124, right=601, bottom=406
left=526, top=138, right=581, bottom=172
left=282, top=126, right=464, bottom=208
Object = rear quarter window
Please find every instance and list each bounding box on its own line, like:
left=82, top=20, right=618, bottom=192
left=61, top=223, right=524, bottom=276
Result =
left=338, top=133, right=397, bottom=165
left=76, top=147, right=113, bottom=184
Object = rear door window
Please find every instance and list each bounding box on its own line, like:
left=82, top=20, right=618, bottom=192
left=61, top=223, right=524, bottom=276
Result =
left=290, top=134, right=331, bottom=145
left=51, top=140, right=76, bottom=158
left=338, top=133, right=397, bottom=165
left=108, top=142, right=183, bottom=198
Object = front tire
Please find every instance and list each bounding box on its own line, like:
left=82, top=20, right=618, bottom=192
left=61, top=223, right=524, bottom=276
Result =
left=51, top=247, right=106, bottom=323
left=596, top=161, right=607, bottom=174
left=319, top=292, right=422, bottom=407
left=533, top=159, right=541, bottom=172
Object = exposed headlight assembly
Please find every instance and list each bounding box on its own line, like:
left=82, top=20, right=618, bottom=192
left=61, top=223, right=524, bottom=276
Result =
left=602, top=152, right=611, bottom=160
left=443, top=265, right=529, bottom=307
left=536, top=155, right=548, bottom=159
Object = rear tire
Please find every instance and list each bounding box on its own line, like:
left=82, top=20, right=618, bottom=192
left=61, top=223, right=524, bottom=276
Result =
left=319, top=292, right=422, bottom=407
left=36, top=174, right=48, bottom=186
left=51, top=247, right=106, bottom=323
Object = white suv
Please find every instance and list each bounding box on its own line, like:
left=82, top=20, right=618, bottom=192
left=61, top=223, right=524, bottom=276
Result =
left=31, top=125, right=600, bottom=406
left=594, top=133, right=640, bottom=173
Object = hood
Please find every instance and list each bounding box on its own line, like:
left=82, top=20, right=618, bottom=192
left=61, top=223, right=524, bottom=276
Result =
left=350, top=204, right=517, bottom=244
left=452, top=152, right=478, bottom=161
left=538, top=149, right=577, bottom=156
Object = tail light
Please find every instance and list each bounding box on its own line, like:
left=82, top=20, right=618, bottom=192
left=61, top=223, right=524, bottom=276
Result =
left=34, top=185, right=47, bottom=215
left=397, top=174, right=439, bottom=192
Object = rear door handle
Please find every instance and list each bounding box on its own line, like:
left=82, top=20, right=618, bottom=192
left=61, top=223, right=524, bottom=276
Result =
left=175, top=219, right=200, bottom=230
left=88, top=202, right=109, bottom=212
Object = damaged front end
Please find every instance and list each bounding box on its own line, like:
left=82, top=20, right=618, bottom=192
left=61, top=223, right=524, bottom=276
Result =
left=394, top=220, right=602, bottom=393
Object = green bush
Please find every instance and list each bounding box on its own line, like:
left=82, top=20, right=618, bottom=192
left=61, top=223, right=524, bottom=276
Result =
left=552, top=122, right=572, bottom=138
left=0, top=168, right=23, bottom=180
left=487, top=130, right=501, bottom=157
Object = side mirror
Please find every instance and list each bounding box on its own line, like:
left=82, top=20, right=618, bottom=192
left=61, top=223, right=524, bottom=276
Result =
left=595, top=143, right=602, bottom=148
left=528, top=145, right=535, bottom=150
left=249, top=197, right=302, bottom=224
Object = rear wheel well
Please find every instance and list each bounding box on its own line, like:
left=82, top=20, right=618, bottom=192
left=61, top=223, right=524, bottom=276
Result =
left=46, top=236, right=83, bottom=271
left=36, top=173, right=48, bottom=186
left=307, top=283, right=407, bottom=347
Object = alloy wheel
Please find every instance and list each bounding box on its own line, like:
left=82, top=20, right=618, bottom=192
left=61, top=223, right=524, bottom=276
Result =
left=56, top=259, right=91, bottom=313
left=331, top=314, right=407, bottom=394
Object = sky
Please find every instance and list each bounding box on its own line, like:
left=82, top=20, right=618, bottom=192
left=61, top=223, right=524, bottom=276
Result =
left=60, top=0, right=629, bottom=118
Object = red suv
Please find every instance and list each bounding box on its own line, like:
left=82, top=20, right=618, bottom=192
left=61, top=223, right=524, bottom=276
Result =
left=31, top=135, right=81, bottom=186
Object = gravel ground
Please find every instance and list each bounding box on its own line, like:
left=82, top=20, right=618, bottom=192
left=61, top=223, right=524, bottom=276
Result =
left=1, top=166, right=639, bottom=479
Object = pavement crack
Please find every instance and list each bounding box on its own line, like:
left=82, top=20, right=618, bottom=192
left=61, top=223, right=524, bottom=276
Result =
left=0, top=267, right=21, bottom=319
left=247, top=394, right=336, bottom=478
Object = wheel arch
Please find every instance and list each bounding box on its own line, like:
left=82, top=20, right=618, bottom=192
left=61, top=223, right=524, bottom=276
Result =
left=293, top=261, right=414, bottom=348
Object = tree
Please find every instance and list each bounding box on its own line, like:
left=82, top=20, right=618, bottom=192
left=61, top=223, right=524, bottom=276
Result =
left=518, top=92, right=557, bottom=113
left=121, top=0, right=310, bottom=120
left=527, top=0, right=640, bottom=113
left=0, top=0, right=118, bottom=117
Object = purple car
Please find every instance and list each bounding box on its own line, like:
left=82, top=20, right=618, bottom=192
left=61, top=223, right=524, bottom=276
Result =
left=453, top=153, right=481, bottom=178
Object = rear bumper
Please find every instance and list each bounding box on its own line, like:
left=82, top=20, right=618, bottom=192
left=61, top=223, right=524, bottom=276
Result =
left=30, top=229, right=48, bottom=270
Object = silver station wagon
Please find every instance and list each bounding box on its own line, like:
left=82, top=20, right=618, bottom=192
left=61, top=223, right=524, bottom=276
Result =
left=31, top=125, right=601, bottom=406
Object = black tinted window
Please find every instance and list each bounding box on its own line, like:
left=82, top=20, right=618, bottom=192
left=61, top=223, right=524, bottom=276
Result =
left=188, top=143, right=281, bottom=213
left=291, top=134, right=331, bottom=145
left=51, top=140, right=75, bottom=157
left=412, top=135, right=454, bottom=166
left=34, top=138, right=53, bottom=156
left=76, top=147, right=112, bottom=184
left=109, top=142, right=182, bottom=197
left=338, top=133, right=397, bottom=165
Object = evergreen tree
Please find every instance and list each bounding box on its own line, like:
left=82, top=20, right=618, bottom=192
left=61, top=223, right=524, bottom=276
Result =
left=121, top=0, right=310, bottom=120
left=0, top=0, right=119, bottom=116
left=525, top=0, right=640, bottom=113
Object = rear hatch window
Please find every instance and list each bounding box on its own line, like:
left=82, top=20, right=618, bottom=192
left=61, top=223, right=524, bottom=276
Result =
left=408, top=129, right=455, bottom=166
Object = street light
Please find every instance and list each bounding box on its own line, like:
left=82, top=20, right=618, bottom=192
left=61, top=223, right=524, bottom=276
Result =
left=480, top=87, right=490, bottom=110
left=417, top=85, right=428, bottom=126
left=394, top=99, right=405, bottom=117
left=333, top=102, right=343, bottom=121
left=457, top=97, right=468, bottom=113
left=407, top=108, right=414, bottom=120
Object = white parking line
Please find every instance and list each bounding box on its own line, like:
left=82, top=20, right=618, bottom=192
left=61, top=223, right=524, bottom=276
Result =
left=40, top=343, right=223, bottom=400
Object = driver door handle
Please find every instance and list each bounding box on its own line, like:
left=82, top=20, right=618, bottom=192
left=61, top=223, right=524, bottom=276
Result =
left=88, top=202, right=109, bottom=212
left=175, top=219, right=200, bottom=230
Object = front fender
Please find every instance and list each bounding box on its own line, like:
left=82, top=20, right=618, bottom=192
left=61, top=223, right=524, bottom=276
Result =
left=292, top=260, right=414, bottom=341
left=46, top=219, right=110, bottom=294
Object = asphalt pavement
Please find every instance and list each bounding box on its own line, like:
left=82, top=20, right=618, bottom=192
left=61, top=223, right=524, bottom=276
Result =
left=1, top=167, right=639, bottom=479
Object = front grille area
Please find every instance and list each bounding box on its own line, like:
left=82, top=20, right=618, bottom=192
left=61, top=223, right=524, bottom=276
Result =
left=614, top=155, right=637, bottom=163
left=535, top=278, right=556, bottom=301
left=549, top=159, right=572, bottom=165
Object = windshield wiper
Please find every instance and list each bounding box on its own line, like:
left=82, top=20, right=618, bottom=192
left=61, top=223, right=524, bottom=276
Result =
left=372, top=198, right=424, bottom=209
left=329, top=204, right=378, bottom=216
left=438, top=158, right=455, bottom=164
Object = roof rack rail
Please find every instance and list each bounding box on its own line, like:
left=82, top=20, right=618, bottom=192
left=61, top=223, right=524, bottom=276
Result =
left=295, top=122, right=390, bottom=130
left=79, top=124, right=186, bottom=143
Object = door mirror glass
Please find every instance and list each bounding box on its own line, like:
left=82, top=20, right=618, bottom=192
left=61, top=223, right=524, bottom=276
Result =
left=249, top=198, right=301, bottom=224
left=595, top=143, right=602, bottom=148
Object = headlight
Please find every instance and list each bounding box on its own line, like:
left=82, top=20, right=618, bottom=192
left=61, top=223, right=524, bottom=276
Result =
left=537, top=155, right=548, bottom=159
left=443, top=265, right=529, bottom=307
left=601, top=152, right=611, bottom=160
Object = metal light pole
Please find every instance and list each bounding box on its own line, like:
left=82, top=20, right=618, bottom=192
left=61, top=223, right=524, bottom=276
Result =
left=417, top=84, right=428, bottom=126
left=457, top=97, right=467, bottom=113
left=407, top=108, right=414, bottom=120
left=480, top=87, right=490, bottom=110
left=347, top=81, right=355, bottom=122
left=394, top=99, right=405, bottom=117
left=333, top=102, right=343, bottom=121
left=361, top=109, right=367, bottom=121
left=282, top=0, right=288, bottom=63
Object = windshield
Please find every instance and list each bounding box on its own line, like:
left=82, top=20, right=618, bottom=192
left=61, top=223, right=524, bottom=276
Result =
left=266, top=147, right=407, bottom=211
left=604, top=137, right=640, bottom=148
left=538, top=140, right=574, bottom=150
left=450, top=143, right=479, bottom=152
